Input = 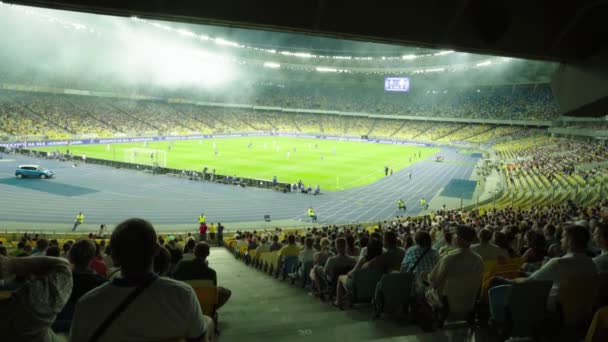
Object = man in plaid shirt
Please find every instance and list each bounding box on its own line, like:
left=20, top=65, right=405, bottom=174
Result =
left=401, top=231, right=439, bottom=275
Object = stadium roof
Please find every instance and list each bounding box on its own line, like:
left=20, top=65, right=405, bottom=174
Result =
left=5, top=0, right=607, bottom=63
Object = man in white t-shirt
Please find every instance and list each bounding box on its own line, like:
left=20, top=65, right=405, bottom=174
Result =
left=70, top=218, right=211, bottom=342
left=471, top=228, right=508, bottom=262
left=528, top=225, right=598, bottom=308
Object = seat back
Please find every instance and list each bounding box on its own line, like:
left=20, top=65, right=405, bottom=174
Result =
left=596, top=273, right=608, bottom=308
left=506, top=280, right=553, bottom=337
left=585, top=306, right=608, bottom=342
left=443, top=275, right=482, bottom=321
left=300, top=261, right=314, bottom=283
left=283, top=256, right=299, bottom=274
left=183, top=280, right=218, bottom=316
left=268, top=252, right=280, bottom=274
left=558, top=275, right=600, bottom=327
left=374, top=272, right=415, bottom=314
left=351, top=268, right=384, bottom=303
left=0, top=291, right=13, bottom=299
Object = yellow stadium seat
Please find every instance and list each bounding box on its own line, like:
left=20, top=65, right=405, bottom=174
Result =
left=0, top=291, right=13, bottom=299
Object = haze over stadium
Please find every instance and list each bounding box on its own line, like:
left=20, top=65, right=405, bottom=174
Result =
left=0, top=1, right=608, bottom=341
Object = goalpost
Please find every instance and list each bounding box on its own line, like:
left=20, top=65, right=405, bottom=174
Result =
left=124, top=148, right=167, bottom=167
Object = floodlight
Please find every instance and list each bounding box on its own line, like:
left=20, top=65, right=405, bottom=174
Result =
left=316, top=67, right=338, bottom=72
left=263, top=62, right=281, bottom=69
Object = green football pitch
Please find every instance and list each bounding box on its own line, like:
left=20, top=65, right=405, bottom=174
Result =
left=33, top=137, right=439, bottom=191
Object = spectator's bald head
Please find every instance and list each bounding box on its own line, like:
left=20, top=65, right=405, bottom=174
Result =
left=111, top=218, right=158, bottom=273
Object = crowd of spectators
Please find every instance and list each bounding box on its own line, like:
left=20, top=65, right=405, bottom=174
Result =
left=495, top=137, right=608, bottom=190
left=230, top=198, right=608, bottom=336
left=0, top=218, right=228, bottom=341
left=0, top=83, right=562, bottom=142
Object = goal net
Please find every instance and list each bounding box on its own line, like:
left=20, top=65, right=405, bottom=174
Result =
left=124, top=148, right=167, bottom=167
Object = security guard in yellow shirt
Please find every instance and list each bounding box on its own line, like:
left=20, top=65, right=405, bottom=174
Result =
left=72, top=212, right=84, bottom=231
left=398, top=199, right=406, bottom=211
left=308, top=207, right=317, bottom=223
left=198, top=213, right=206, bottom=224
left=209, top=223, right=217, bottom=244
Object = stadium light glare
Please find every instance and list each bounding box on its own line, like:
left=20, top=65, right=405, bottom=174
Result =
left=424, top=68, right=445, bottom=73
left=263, top=62, right=281, bottom=69
left=316, top=67, right=338, bottom=72
left=433, top=50, right=454, bottom=56
left=401, top=54, right=417, bottom=60
left=177, top=29, right=196, bottom=37
left=476, top=60, right=492, bottom=67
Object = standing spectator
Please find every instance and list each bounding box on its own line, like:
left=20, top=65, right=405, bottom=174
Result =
left=90, top=243, right=108, bottom=278
left=199, top=222, right=208, bottom=242
left=209, top=223, right=217, bottom=245
left=173, top=242, right=232, bottom=310
left=70, top=218, right=211, bottom=342
left=217, top=222, right=224, bottom=246
left=0, top=255, right=72, bottom=341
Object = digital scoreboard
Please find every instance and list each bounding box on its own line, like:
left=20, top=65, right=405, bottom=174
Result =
left=384, top=77, right=410, bottom=92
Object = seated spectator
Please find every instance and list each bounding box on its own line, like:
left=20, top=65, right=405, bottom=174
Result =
left=235, top=235, right=248, bottom=251
left=154, top=246, right=172, bottom=277
left=593, top=222, right=608, bottom=272
left=425, top=225, right=484, bottom=309
left=183, top=238, right=197, bottom=261
left=438, top=230, right=456, bottom=256
left=254, top=237, right=270, bottom=258
left=527, top=225, right=598, bottom=308
left=268, top=235, right=282, bottom=252
left=471, top=228, right=508, bottom=262
left=46, top=245, right=61, bottom=257
left=294, top=237, right=314, bottom=278
left=70, top=218, right=212, bottom=342
left=521, top=230, right=546, bottom=264
left=298, top=237, right=315, bottom=265
left=55, top=239, right=107, bottom=331
left=173, top=242, right=232, bottom=310
left=403, top=234, right=414, bottom=251
left=0, top=245, right=6, bottom=257
left=492, top=231, right=516, bottom=258
left=32, top=238, right=49, bottom=256
left=310, top=237, right=354, bottom=296
left=345, top=235, right=360, bottom=257
left=401, top=231, right=439, bottom=288
left=0, top=255, right=72, bottom=341
left=277, top=234, right=301, bottom=260
left=335, top=238, right=383, bottom=307
left=61, top=242, right=72, bottom=259
left=362, top=231, right=406, bottom=273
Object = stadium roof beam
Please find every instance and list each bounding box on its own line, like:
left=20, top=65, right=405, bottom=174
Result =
left=4, top=0, right=607, bottom=63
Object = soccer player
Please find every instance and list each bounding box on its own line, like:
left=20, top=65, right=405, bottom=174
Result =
left=398, top=199, right=406, bottom=211
left=308, top=207, right=317, bottom=223
left=384, top=166, right=389, bottom=176
left=72, top=212, right=84, bottom=231
left=409, top=172, right=412, bottom=180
